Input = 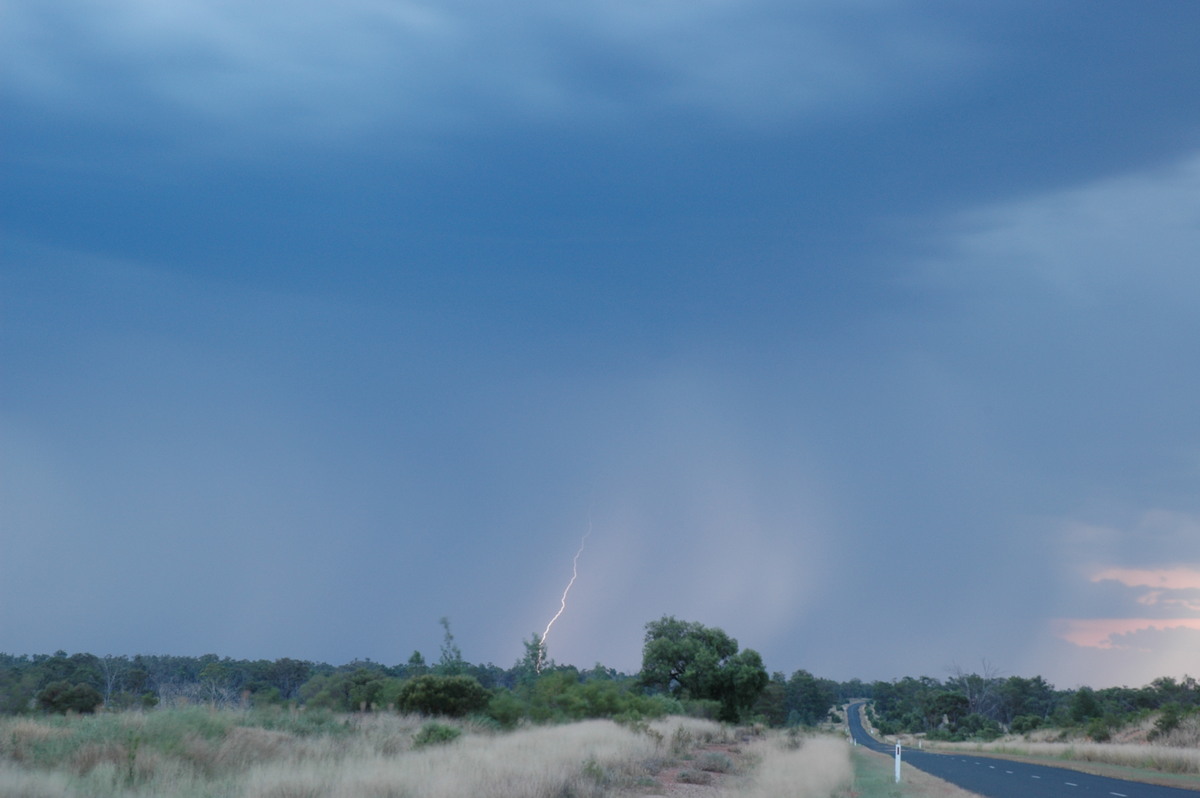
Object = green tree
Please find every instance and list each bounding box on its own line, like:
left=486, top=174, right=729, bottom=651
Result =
left=786, top=669, right=837, bottom=726
left=511, top=634, right=545, bottom=687
left=299, top=668, right=394, bottom=711
left=435, top=617, right=466, bottom=676
left=997, top=675, right=1056, bottom=726
left=721, top=649, right=769, bottom=722
left=36, top=681, right=102, bottom=714
left=1150, top=702, right=1184, bottom=739
left=405, top=651, right=428, bottom=677
left=1070, top=686, right=1102, bottom=724
left=754, top=673, right=789, bottom=726
left=638, top=616, right=768, bottom=723
left=397, top=674, right=491, bottom=717
left=266, top=658, right=312, bottom=701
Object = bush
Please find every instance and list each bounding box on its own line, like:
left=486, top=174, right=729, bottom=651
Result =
left=1010, top=715, right=1043, bottom=734
left=36, top=682, right=102, bottom=714
left=397, top=675, right=491, bottom=718
left=698, top=752, right=733, bottom=773
left=411, top=721, right=461, bottom=748
left=485, top=689, right=525, bottom=729
left=1150, top=703, right=1183, bottom=740
left=957, top=713, right=1003, bottom=741
left=1086, top=717, right=1111, bottom=742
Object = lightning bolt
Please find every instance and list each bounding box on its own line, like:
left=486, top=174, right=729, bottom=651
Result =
left=537, top=521, right=591, bottom=673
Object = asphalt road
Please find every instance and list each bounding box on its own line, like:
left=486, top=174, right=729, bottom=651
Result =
left=846, top=702, right=1199, bottom=798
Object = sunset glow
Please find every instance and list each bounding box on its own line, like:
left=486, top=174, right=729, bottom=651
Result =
left=1053, top=618, right=1200, bottom=649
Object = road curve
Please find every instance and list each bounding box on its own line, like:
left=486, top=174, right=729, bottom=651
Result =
left=846, top=702, right=1199, bottom=798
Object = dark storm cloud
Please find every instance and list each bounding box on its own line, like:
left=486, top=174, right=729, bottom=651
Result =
left=3, top=1, right=1200, bottom=686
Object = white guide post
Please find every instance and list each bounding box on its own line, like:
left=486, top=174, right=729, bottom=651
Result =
left=894, top=743, right=902, bottom=783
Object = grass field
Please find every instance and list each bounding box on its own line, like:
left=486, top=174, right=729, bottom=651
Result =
left=0, top=709, right=856, bottom=798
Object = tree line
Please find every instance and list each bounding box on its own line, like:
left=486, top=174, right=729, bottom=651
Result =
left=4, top=619, right=1195, bottom=740
left=0, top=616, right=826, bottom=727
left=862, top=666, right=1200, bottom=741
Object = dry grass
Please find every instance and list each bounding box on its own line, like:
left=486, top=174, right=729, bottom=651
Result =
left=0, top=711, right=858, bottom=798
left=239, top=718, right=668, bottom=798
left=736, top=735, right=852, bottom=798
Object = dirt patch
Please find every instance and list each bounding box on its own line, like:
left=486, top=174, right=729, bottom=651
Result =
left=626, top=741, right=750, bottom=797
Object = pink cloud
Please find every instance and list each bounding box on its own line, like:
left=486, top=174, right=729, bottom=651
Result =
left=1052, top=618, right=1200, bottom=649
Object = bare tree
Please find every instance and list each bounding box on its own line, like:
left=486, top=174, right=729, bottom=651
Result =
left=947, top=660, right=1004, bottom=721
left=97, top=655, right=129, bottom=705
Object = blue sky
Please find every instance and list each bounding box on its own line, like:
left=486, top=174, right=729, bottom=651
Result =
left=3, top=1, right=1200, bottom=689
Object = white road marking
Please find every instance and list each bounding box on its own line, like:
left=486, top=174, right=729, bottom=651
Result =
left=1066, top=782, right=1078, bottom=787
left=1109, top=793, right=1128, bottom=797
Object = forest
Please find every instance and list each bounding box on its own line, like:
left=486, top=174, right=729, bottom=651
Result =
left=1, top=617, right=827, bottom=728
left=2, top=616, right=1197, bottom=742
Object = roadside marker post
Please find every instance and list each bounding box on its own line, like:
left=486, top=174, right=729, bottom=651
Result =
left=894, top=743, right=902, bottom=783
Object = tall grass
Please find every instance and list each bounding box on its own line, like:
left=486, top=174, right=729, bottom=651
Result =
left=0, top=710, right=731, bottom=798
left=0, top=710, right=856, bottom=798
left=737, top=734, right=852, bottom=798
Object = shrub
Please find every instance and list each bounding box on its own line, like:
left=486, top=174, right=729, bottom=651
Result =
left=1150, top=703, right=1183, bottom=740
left=35, top=682, right=102, bottom=715
left=670, top=725, right=694, bottom=755
left=698, top=751, right=733, bottom=773
left=1086, top=717, right=1111, bottom=742
left=397, top=675, right=491, bottom=718
left=1010, top=714, right=1042, bottom=734
left=298, top=670, right=399, bottom=712
left=485, top=689, right=525, bottom=728
left=411, top=721, right=461, bottom=748
left=957, top=713, right=998, bottom=737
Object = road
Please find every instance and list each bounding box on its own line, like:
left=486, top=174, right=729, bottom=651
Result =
left=846, top=702, right=1199, bottom=798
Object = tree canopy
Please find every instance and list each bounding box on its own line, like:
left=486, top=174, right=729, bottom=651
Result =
left=638, top=616, right=768, bottom=722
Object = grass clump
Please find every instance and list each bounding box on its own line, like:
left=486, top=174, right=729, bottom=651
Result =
left=698, top=750, right=734, bottom=772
